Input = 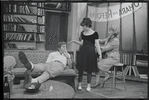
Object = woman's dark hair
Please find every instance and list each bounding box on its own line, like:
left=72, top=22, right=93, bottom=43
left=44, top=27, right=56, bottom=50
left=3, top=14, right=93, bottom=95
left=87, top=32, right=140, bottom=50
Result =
left=80, top=17, right=92, bottom=28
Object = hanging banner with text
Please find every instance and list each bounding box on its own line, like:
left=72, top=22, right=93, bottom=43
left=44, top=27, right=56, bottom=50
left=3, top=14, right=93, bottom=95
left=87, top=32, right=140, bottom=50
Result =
left=87, top=3, right=142, bottom=22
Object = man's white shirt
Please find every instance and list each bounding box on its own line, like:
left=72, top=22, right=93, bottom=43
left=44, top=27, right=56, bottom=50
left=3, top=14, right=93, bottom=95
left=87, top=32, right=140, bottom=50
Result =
left=45, top=51, right=70, bottom=66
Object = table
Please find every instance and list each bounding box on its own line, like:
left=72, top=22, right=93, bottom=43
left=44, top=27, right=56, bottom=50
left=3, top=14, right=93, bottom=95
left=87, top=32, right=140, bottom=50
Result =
left=10, top=80, right=75, bottom=98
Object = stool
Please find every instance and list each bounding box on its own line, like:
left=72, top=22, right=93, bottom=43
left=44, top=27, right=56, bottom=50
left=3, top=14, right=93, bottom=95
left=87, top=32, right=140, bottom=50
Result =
left=110, top=63, right=127, bottom=92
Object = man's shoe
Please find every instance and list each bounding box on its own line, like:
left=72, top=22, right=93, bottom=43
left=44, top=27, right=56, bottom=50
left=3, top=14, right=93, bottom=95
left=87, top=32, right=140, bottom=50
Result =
left=23, top=70, right=32, bottom=87
left=18, top=51, right=32, bottom=70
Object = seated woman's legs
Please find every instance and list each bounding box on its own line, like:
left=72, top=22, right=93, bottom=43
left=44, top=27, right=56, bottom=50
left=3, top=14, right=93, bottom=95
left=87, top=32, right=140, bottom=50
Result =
left=92, top=71, right=101, bottom=88
left=98, top=58, right=118, bottom=87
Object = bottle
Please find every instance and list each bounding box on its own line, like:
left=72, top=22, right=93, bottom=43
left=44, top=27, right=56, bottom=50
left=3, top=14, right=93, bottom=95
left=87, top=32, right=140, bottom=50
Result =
left=44, top=83, right=47, bottom=92
left=3, top=75, right=10, bottom=99
left=49, top=84, right=53, bottom=92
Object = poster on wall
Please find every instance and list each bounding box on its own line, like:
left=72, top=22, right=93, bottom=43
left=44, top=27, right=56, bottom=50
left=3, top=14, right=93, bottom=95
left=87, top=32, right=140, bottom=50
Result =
left=87, top=3, right=142, bottom=22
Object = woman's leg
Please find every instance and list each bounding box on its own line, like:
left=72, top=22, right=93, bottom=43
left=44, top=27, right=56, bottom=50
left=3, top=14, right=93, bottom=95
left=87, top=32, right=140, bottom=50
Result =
left=92, top=71, right=102, bottom=88
left=95, top=71, right=101, bottom=84
left=78, top=70, right=83, bottom=89
left=86, top=72, right=92, bottom=91
left=87, top=72, right=92, bottom=83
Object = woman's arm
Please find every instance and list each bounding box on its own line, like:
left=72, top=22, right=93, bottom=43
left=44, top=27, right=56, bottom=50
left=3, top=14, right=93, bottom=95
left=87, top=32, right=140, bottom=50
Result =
left=68, top=40, right=83, bottom=46
left=95, top=39, right=102, bottom=59
left=101, top=38, right=119, bottom=52
left=98, top=36, right=110, bottom=44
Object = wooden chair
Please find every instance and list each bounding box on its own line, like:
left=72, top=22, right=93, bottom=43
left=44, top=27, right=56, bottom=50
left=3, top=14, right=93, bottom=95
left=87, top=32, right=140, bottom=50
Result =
left=110, top=63, right=127, bottom=92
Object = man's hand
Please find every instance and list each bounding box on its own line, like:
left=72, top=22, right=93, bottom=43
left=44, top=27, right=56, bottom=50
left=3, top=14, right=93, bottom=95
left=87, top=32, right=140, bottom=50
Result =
left=63, top=51, right=70, bottom=59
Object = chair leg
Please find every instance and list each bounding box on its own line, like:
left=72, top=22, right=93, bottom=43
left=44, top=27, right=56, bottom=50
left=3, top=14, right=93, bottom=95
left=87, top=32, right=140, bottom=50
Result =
left=122, top=66, right=126, bottom=91
left=112, top=66, right=116, bottom=92
left=114, top=67, right=117, bottom=88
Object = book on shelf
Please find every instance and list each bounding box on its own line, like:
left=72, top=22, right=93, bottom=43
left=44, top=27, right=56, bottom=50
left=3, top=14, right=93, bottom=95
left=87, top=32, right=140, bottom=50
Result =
left=37, top=8, right=44, bottom=16
left=4, top=43, right=18, bottom=49
left=39, top=34, right=45, bottom=41
left=28, top=6, right=37, bottom=15
left=4, top=42, right=36, bottom=50
left=4, top=15, right=37, bottom=23
left=4, top=4, right=38, bottom=15
left=5, top=33, right=35, bottom=41
left=38, top=2, right=44, bottom=7
left=4, top=24, right=31, bottom=32
left=29, top=3, right=37, bottom=6
left=36, top=34, right=45, bottom=42
left=38, top=16, right=45, bottom=24
left=61, top=3, right=67, bottom=10
left=17, top=42, right=36, bottom=50
left=139, top=74, right=148, bottom=79
left=56, top=3, right=62, bottom=9
left=21, top=24, right=37, bottom=32
left=39, top=26, right=45, bottom=33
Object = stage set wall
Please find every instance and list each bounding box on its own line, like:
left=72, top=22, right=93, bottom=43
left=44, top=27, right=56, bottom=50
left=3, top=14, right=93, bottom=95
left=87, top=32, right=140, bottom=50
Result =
left=67, top=3, right=148, bottom=55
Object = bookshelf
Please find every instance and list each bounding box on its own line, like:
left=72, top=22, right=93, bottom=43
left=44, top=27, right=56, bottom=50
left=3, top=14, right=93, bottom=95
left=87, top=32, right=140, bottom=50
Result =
left=3, top=2, right=71, bottom=50
left=3, top=2, right=45, bottom=50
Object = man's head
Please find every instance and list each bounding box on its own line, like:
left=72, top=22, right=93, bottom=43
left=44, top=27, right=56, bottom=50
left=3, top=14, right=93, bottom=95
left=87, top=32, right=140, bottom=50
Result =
left=58, top=42, right=67, bottom=53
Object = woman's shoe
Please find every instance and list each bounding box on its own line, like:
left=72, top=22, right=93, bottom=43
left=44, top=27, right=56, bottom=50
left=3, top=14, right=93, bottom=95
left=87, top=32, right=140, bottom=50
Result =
left=91, top=83, right=101, bottom=88
left=101, top=75, right=110, bottom=88
left=77, top=86, right=82, bottom=91
left=101, top=81, right=105, bottom=88
left=86, top=87, right=91, bottom=92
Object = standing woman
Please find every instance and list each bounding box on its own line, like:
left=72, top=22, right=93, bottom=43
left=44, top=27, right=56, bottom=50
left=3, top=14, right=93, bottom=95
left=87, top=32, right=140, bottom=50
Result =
left=68, top=18, right=102, bottom=91
left=92, top=25, right=120, bottom=88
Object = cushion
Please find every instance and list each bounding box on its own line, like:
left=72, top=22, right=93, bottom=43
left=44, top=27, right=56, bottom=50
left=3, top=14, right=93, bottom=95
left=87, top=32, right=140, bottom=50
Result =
left=12, top=67, right=77, bottom=79
left=4, top=56, right=16, bottom=70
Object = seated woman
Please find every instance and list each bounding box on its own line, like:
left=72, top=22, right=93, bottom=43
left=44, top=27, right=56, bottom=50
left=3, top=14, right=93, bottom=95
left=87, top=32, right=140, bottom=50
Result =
left=92, top=25, right=120, bottom=88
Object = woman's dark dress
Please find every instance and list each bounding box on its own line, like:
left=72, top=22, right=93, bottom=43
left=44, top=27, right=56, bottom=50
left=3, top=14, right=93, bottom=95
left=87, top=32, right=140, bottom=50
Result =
left=77, top=31, right=99, bottom=73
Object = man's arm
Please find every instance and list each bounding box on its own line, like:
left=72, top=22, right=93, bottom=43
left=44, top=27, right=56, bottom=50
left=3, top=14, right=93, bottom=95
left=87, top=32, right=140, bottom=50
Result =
left=63, top=51, right=73, bottom=69
left=66, top=57, right=73, bottom=69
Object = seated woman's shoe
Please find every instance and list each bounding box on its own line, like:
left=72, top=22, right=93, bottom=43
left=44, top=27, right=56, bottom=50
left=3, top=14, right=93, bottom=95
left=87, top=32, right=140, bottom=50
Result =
left=91, top=83, right=101, bottom=88
left=101, top=81, right=105, bottom=88
left=101, top=75, right=110, bottom=88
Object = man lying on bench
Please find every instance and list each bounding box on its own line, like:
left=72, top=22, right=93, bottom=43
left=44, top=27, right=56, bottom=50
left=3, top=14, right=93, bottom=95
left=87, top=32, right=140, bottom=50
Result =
left=18, top=42, right=73, bottom=88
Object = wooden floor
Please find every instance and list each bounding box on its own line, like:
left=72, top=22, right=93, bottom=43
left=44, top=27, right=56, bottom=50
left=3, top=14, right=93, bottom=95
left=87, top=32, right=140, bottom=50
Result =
left=73, top=75, right=148, bottom=98
left=10, top=75, right=148, bottom=99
